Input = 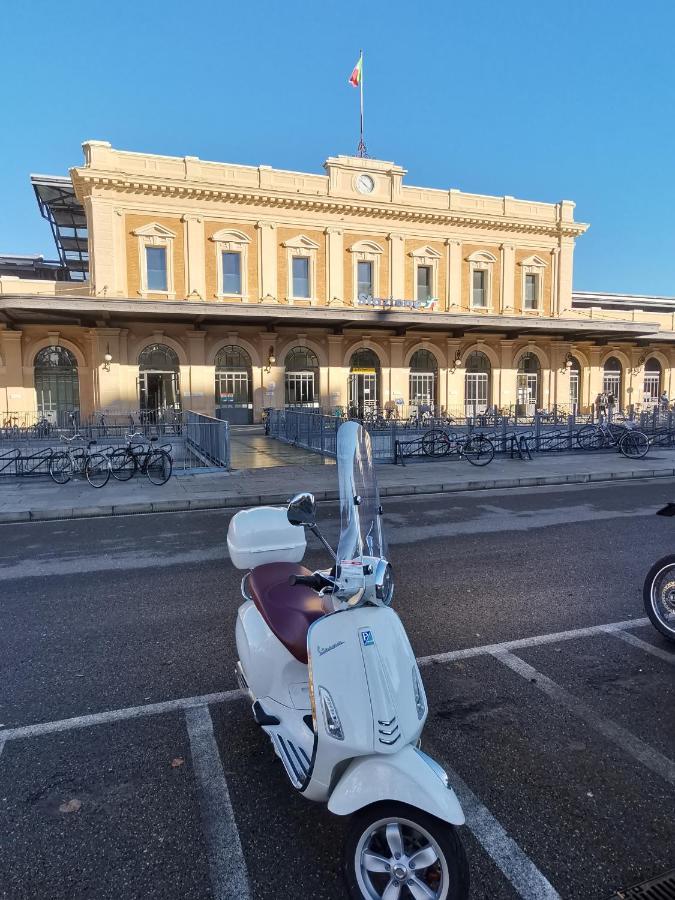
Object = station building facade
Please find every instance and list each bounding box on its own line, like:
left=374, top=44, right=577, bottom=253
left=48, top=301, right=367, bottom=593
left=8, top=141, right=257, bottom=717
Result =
left=1, top=140, right=675, bottom=424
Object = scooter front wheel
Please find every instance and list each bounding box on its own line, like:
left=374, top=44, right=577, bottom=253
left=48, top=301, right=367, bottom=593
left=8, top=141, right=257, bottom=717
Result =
left=344, top=801, right=469, bottom=900
left=643, top=554, right=675, bottom=642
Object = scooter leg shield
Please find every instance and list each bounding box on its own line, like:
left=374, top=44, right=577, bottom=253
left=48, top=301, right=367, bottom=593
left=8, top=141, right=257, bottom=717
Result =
left=327, top=745, right=465, bottom=826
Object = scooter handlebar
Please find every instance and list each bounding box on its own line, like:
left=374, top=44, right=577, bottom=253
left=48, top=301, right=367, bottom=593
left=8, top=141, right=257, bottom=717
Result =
left=289, top=573, right=328, bottom=590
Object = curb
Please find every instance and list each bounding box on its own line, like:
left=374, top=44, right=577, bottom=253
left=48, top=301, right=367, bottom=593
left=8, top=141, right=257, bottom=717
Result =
left=1, top=466, right=674, bottom=524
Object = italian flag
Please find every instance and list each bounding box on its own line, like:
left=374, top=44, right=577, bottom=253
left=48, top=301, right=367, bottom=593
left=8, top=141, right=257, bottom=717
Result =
left=348, top=53, right=362, bottom=87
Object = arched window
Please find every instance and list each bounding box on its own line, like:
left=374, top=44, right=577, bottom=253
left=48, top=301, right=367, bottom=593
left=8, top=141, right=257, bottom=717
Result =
left=516, top=352, right=541, bottom=414
left=138, top=344, right=181, bottom=412
left=285, top=346, right=320, bottom=408
left=602, top=356, right=622, bottom=406
left=465, top=351, right=492, bottom=416
left=34, top=345, right=80, bottom=426
left=215, top=345, right=253, bottom=423
left=409, top=349, right=438, bottom=411
left=568, top=357, right=582, bottom=413
left=349, top=348, right=381, bottom=415
left=643, top=357, right=661, bottom=404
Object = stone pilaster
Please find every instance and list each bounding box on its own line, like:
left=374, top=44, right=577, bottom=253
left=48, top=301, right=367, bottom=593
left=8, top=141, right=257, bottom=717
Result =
left=182, top=215, right=206, bottom=300
left=257, top=222, right=278, bottom=301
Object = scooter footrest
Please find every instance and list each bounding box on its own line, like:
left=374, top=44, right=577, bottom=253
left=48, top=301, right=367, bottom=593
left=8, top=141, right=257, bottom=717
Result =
left=252, top=700, right=280, bottom=727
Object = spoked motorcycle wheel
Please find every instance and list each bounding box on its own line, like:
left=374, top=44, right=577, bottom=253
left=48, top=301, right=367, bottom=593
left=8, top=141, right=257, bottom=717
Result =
left=643, top=555, right=675, bottom=642
left=344, top=802, right=469, bottom=900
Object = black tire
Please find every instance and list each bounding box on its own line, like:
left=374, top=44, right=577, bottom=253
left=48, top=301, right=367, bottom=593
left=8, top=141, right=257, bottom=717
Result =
left=49, top=452, right=72, bottom=484
left=85, top=452, right=111, bottom=488
left=344, top=801, right=469, bottom=900
left=463, top=435, right=494, bottom=467
left=643, top=555, right=675, bottom=642
left=146, top=449, right=172, bottom=485
left=421, top=429, right=450, bottom=457
left=110, top=448, right=137, bottom=481
left=619, top=430, right=649, bottom=459
left=577, top=424, right=604, bottom=450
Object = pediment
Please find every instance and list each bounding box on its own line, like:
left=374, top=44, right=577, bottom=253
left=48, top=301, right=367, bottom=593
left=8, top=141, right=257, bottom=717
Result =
left=210, top=228, right=250, bottom=244
left=519, top=254, right=547, bottom=267
left=466, top=250, right=497, bottom=263
left=348, top=239, right=384, bottom=255
left=132, top=222, right=177, bottom=238
left=409, top=245, right=441, bottom=259
left=282, top=234, right=320, bottom=250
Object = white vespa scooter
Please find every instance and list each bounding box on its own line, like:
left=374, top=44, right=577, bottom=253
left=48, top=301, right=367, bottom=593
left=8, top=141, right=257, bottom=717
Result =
left=227, top=421, right=469, bottom=899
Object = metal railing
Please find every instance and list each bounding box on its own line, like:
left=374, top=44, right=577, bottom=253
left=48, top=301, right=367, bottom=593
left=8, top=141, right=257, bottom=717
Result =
left=185, top=412, right=230, bottom=469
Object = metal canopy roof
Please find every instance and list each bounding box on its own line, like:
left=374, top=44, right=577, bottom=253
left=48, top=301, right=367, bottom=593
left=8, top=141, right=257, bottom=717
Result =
left=31, top=175, right=88, bottom=280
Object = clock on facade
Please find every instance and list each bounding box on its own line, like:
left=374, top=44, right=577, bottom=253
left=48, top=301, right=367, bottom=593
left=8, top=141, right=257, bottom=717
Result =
left=355, top=174, right=375, bottom=194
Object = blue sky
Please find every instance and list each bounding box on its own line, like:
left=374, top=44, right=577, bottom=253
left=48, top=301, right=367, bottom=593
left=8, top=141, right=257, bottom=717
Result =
left=1, top=0, right=674, bottom=294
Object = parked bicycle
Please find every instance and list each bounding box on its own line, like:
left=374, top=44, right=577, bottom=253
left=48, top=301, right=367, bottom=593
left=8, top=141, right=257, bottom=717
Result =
left=421, top=428, right=495, bottom=466
left=49, top=434, right=111, bottom=488
left=576, top=419, right=649, bottom=458
left=109, top=432, right=173, bottom=485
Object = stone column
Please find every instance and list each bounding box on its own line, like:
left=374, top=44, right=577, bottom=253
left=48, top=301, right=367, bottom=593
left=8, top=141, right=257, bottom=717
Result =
left=588, top=347, right=603, bottom=412
left=326, top=334, right=346, bottom=411
left=557, top=237, right=575, bottom=313
left=500, top=243, right=516, bottom=314
left=499, top=340, right=517, bottom=413
left=257, top=222, right=278, bottom=301
left=91, top=328, right=123, bottom=411
left=388, top=337, right=406, bottom=413
left=0, top=330, right=28, bottom=414
left=185, top=330, right=209, bottom=413
left=389, top=234, right=405, bottom=299
left=182, top=215, right=206, bottom=300
left=446, top=239, right=462, bottom=311
left=259, top=332, right=282, bottom=409
left=550, top=341, right=569, bottom=409
left=326, top=228, right=344, bottom=305
left=446, top=338, right=463, bottom=415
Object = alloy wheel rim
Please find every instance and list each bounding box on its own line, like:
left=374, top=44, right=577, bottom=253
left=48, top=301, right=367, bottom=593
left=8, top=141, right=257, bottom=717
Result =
left=355, top=816, right=448, bottom=899
left=651, top=567, right=675, bottom=628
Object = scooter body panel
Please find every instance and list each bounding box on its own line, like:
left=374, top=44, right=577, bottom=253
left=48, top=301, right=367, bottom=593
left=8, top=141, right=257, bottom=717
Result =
left=327, top=745, right=465, bottom=826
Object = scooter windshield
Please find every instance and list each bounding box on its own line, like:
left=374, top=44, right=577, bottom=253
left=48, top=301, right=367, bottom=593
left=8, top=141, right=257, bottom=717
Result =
left=335, top=421, right=387, bottom=573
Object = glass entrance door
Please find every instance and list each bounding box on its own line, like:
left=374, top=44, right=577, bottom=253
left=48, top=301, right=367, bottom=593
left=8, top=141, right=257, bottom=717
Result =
left=285, top=372, right=318, bottom=407
left=138, top=372, right=181, bottom=412
left=349, top=372, right=377, bottom=416
left=465, top=372, right=488, bottom=417
left=410, top=373, right=435, bottom=412
left=517, top=373, right=538, bottom=416
left=569, top=372, right=579, bottom=412
left=216, top=370, right=253, bottom=423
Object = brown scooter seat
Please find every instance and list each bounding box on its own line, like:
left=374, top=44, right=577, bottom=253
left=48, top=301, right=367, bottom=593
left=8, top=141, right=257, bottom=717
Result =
left=248, top=562, right=329, bottom=664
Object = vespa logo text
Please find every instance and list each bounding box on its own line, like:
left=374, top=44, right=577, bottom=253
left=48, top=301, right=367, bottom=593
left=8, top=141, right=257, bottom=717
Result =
left=318, top=641, right=345, bottom=656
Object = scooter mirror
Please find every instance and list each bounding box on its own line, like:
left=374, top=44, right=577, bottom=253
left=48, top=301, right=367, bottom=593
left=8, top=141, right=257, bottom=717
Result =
left=287, top=492, right=317, bottom=527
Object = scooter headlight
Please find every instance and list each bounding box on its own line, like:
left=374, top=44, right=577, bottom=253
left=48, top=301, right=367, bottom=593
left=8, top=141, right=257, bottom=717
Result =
left=412, top=666, right=426, bottom=720
left=318, top=687, right=344, bottom=741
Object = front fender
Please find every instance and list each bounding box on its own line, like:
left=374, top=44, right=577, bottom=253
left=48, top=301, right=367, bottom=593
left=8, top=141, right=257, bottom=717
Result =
left=327, top=745, right=465, bottom=826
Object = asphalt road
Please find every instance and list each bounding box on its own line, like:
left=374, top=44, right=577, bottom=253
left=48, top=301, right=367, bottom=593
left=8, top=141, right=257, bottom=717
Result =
left=1, top=480, right=674, bottom=900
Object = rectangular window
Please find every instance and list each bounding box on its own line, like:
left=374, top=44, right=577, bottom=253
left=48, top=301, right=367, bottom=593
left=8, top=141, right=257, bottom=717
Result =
left=472, top=269, right=487, bottom=307
left=357, top=260, right=373, bottom=298
left=417, top=266, right=432, bottom=301
left=292, top=256, right=310, bottom=298
left=146, top=246, right=167, bottom=292
left=524, top=273, right=538, bottom=310
left=222, top=252, right=242, bottom=295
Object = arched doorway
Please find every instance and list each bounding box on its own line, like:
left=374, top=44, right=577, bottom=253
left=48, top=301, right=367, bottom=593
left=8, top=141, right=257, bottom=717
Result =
left=349, top=348, right=380, bottom=416
left=643, top=358, right=661, bottom=405
left=409, top=349, right=438, bottom=414
left=568, top=357, right=581, bottom=414
left=602, top=357, right=622, bottom=409
left=516, top=352, right=541, bottom=416
left=215, top=345, right=253, bottom=423
left=138, top=344, right=181, bottom=414
left=465, top=351, right=491, bottom=417
left=285, top=346, right=320, bottom=408
left=34, top=345, right=80, bottom=426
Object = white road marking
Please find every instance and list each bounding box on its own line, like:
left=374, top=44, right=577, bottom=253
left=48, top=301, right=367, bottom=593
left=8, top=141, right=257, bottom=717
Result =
left=0, top=616, right=653, bottom=745
left=603, top=626, right=675, bottom=665
left=445, top=762, right=560, bottom=900
left=416, top=617, right=649, bottom=667
left=185, top=706, right=252, bottom=900
left=0, top=738, right=5, bottom=758
left=0, top=688, right=243, bottom=742
left=492, top=650, right=675, bottom=787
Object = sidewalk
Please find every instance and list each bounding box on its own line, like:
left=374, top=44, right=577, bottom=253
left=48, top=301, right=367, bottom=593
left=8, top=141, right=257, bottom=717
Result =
left=2, top=448, right=675, bottom=523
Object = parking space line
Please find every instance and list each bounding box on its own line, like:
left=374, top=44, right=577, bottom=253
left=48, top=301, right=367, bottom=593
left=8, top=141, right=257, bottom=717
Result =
left=443, top=761, right=560, bottom=899
left=492, top=650, right=675, bottom=787
left=416, top=617, right=649, bottom=667
left=0, top=688, right=244, bottom=743
left=603, top=626, right=675, bottom=665
left=186, top=706, right=252, bottom=900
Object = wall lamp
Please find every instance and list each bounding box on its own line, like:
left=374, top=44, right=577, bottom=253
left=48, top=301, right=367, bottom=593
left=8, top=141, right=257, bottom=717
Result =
left=560, top=352, right=575, bottom=374
left=630, top=354, right=647, bottom=376
left=264, top=346, right=277, bottom=374
left=450, top=354, right=463, bottom=374
left=102, top=344, right=113, bottom=372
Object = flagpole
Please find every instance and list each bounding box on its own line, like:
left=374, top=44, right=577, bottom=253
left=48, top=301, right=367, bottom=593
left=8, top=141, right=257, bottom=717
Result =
left=358, top=49, right=367, bottom=157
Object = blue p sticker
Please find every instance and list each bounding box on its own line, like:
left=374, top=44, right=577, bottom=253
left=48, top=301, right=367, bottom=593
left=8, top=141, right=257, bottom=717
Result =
left=361, top=630, right=375, bottom=646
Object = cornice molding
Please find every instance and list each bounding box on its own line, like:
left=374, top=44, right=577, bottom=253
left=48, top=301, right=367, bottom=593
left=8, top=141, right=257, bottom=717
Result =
left=71, top=171, right=588, bottom=238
